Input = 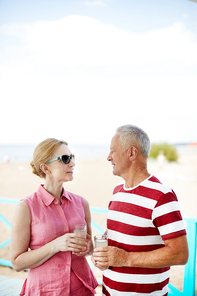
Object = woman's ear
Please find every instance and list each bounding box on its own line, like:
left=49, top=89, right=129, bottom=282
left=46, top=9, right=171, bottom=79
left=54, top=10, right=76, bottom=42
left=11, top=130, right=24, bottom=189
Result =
left=40, top=163, right=51, bottom=175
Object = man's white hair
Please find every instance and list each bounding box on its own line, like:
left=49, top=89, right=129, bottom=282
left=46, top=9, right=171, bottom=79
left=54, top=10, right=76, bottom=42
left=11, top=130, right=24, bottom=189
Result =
left=116, top=124, right=151, bottom=157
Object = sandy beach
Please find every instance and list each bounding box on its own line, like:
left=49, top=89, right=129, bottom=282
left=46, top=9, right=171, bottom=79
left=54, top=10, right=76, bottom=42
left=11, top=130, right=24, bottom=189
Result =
left=0, top=146, right=197, bottom=294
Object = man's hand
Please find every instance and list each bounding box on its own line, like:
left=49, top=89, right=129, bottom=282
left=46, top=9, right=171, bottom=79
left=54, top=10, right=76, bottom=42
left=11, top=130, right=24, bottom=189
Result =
left=92, top=246, right=128, bottom=271
left=92, top=235, right=189, bottom=271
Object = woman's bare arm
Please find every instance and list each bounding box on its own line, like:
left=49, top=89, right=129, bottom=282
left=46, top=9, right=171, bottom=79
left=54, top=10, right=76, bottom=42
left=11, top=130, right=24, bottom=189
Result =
left=10, top=200, right=87, bottom=271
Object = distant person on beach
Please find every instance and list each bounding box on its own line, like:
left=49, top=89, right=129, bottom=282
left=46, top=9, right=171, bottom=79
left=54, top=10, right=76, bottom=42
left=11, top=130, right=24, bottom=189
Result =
left=157, top=150, right=166, bottom=170
left=4, top=154, right=10, bottom=164
left=92, top=124, right=188, bottom=296
left=10, top=138, right=98, bottom=296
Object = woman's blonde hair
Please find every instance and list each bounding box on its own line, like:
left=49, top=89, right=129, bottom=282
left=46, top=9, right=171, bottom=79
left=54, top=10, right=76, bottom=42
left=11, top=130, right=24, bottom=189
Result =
left=30, top=138, right=68, bottom=178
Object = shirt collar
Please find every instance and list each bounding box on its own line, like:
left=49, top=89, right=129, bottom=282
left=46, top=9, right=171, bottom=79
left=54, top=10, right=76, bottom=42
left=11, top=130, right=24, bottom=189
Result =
left=38, top=184, right=72, bottom=206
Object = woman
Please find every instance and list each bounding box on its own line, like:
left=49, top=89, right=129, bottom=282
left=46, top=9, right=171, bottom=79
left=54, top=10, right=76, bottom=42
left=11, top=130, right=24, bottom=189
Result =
left=10, top=138, right=98, bottom=295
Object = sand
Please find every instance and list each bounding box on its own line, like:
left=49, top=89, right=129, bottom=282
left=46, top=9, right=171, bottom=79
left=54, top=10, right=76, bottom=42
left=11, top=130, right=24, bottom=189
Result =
left=0, top=146, right=197, bottom=294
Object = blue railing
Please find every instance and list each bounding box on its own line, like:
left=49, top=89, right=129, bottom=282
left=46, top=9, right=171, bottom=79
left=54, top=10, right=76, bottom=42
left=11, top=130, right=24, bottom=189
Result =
left=0, top=198, right=196, bottom=294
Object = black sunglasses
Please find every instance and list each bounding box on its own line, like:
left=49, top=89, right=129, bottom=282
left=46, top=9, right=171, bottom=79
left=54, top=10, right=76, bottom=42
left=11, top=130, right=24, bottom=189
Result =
left=46, top=154, right=75, bottom=165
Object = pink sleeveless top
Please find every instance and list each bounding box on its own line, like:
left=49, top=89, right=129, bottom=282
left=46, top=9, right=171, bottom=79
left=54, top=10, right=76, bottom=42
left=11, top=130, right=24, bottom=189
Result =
left=20, top=185, right=98, bottom=296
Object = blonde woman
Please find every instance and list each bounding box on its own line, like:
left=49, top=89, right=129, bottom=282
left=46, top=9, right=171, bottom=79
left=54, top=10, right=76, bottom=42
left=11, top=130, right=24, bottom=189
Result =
left=10, top=138, right=98, bottom=296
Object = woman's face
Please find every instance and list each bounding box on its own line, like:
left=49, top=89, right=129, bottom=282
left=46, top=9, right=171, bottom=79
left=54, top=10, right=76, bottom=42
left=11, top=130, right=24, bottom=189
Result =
left=46, top=144, right=75, bottom=183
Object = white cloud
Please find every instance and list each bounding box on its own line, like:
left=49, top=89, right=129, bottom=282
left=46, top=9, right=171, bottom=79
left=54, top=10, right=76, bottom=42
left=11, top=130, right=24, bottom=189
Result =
left=84, top=1, right=107, bottom=7
left=2, top=16, right=197, bottom=67
left=183, top=14, right=188, bottom=19
left=1, top=16, right=197, bottom=144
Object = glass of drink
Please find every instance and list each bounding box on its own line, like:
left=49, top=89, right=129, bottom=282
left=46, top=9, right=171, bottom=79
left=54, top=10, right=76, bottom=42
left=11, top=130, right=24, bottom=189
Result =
left=73, top=224, right=87, bottom=237
left=94, top=235, right=108, bottom=248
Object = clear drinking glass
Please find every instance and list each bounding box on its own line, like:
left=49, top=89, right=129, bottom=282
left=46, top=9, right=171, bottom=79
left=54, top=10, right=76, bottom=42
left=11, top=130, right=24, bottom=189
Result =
left=73, top=224, right=87, bottom=237
left=94, top=235, right=108, bottom=248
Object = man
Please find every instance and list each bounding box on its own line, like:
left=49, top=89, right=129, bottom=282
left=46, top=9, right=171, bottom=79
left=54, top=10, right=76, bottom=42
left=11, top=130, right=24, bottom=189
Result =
left=92, top=124, right=188, bottom=296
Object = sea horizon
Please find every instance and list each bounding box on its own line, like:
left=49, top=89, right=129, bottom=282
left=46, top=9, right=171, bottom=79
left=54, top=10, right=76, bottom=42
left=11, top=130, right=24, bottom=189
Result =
left=0, top=143, right=197, bottom=163
left=0, top=143, right=110, bottom=163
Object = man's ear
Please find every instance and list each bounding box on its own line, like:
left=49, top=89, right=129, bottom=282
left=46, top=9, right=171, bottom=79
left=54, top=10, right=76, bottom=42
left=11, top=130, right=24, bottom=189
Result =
left=40, top=163, right=51, bottom=175
left=127, top=146, right=138, bottom=160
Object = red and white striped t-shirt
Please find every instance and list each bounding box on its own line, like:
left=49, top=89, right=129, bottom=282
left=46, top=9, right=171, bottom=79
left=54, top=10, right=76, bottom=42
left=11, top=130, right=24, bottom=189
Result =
left=103, top=175, right=186, bottom=296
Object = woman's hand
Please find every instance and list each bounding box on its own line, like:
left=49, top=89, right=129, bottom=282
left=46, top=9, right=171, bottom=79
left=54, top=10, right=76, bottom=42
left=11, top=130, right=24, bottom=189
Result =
left=52, top=232, right=88, bottom=254
left=72, top=233, right=93, bottom=256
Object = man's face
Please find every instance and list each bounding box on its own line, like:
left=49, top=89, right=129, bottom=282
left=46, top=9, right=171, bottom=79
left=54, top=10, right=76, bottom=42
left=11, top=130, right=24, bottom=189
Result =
left=107, top=133, right=130, bottom=178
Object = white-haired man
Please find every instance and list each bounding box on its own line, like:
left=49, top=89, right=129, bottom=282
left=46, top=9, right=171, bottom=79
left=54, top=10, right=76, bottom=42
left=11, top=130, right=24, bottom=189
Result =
left=92, top=124, right=188, bottom=296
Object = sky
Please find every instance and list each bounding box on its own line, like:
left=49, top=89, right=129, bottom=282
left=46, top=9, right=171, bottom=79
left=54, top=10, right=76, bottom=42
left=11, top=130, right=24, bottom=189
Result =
left=0, top=0, right=197, bottom=146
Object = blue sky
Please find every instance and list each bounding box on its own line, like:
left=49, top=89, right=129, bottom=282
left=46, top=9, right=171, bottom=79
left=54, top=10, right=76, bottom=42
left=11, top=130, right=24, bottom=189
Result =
left=0, top=0, right=197, bottom=145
